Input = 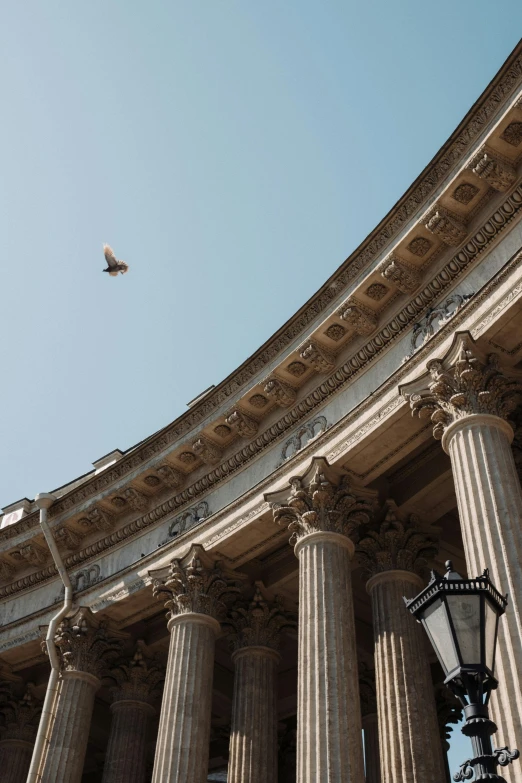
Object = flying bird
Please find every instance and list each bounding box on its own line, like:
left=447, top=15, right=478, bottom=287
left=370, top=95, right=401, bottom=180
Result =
left=103, top=244, right=129, bottom=276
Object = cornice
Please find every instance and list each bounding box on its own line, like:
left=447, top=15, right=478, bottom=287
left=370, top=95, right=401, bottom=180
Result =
left=3, top=45, right=522, bottom=542
left=2, top=206, right=522, bottom=600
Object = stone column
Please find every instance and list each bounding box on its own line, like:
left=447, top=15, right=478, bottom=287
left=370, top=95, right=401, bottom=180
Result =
left=226, top=584, right=294, bottom=783
left=358, top=655, right=381, bottom=783
left=0, top=687, right=41, bottom=783
left=356, top=503, right=446, bottom=783
left=102, top=642, right=164, bottom=783
left=269, top=457, right=377, bottom=783
left=149, top=545, right=243, bottom=783
left=402, top=332, right=522, bottom=779
left=40, top=607, right=125, bottom=783
left=435, top=682, right=463, bottom=783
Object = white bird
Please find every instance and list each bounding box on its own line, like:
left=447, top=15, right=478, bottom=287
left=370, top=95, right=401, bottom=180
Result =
left=103, top=244, right=129, bottom=276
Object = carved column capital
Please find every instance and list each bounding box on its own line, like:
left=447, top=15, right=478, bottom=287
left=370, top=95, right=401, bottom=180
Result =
left=378, top=254, right=422, bottom=294
left=356, top=501, right=438, bottom=583
left=0, top=686, right=41, bottom=743
left=109, top=641, right=164, bottom=707
left=337, top=300, right=377, bottom=335
left=400, top=332, right=522, bottom=441
left=151, top=545, right=244, bottom=623
left=469, top=147, right=516, bottom=191
left=267, top=457, right=376, bottom=547
left=52, top=607, right=126, bottom=679
left=226, top=584, right=295, bottom=653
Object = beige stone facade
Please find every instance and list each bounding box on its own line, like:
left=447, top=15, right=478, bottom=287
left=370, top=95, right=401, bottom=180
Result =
left=2, top=44, right=522, bottom=783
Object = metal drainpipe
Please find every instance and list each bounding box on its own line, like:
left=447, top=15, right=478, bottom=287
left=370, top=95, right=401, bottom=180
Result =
left=26, top=492, right=73, bottom=783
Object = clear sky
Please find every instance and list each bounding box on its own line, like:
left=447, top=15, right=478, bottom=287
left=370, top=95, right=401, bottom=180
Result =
left=1, top=2, right=521, bottom=768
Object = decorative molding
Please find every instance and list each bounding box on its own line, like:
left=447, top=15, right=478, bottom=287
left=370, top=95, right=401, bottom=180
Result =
left=77, top=507, right=114, bottom=534
left=203, top=504, right=269, bottom=549
left=73, top=564, right=102, bottom=592
left=156, top=464, right=184, bottom=489
left=11, top=543, right=48, bottom=567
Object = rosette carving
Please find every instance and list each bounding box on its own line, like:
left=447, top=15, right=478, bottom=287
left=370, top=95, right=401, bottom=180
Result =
left=401, top=333, right=522, bottom=440
left=225, top=584, right=295, bottom=652
left=268, top=457, right=375, bottom=545
left=109, top=641, right=164, bottom=705
left=356, top=501, right=438, bottom=580
left=151, top=546, right=244, bottom=622
left=52, top=607, right=126, bottom=678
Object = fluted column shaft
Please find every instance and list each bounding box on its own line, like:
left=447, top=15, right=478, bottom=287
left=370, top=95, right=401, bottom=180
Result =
left=228, top=646, right=280, bottom=783
left=368, top=571, right=445, bottom=783
left=296, top=531, right=364, bottom=783
left=0, top=738, right=34, bottom=783
left=152, top=613, right=219, bottom=783
left=40, top=671, right=99, bottom=783
left=362, top=714, right=381, bottom=783
left=102, top=699, right=155, bottom=783
left=443, top=414, right=522, bottom=779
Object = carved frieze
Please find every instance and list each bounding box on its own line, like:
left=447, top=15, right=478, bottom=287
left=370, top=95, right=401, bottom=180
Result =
left=299, top=341, right=335, bottom=373
left=168, top=501, right=209, bottom=537
left=226, top=409, right=259, bottom=439
left=337, top=300, right=377, bottom=335
left=281, top=416, right=328, bottom=462
left=424, top=207, right=467, bottom=246
left=378, top=254, right=422, bottom=294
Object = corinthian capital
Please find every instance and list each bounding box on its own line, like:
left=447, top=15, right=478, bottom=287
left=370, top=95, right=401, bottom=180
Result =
left=266, top=457, right=377, bottom=545
left=109, top=641, right=164, bottom=705
left=150, top=545, right=244, bottom=622
left=52, top=607, right=127, bottom=679
left=0, top=685, right=41, bottom=743
left=356, top=501, right=438, bottom=581
left=225, top=584, right=295, bottom=652
left=400, top=332, right=522, bottom=440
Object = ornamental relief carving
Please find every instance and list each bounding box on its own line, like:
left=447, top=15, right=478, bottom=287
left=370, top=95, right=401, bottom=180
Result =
left=401, top=292, right=474, bottom=363
left=167, top=501, right=210, bottom=538
left=280, top=416, right=328, bottom=462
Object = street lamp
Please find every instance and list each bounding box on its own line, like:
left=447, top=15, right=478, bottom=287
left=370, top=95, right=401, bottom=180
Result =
left=405, top=561, right=519, bottom=782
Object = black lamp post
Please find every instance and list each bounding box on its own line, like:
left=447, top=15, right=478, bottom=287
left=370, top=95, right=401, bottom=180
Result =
left=405, top=561, right=519, bottom=782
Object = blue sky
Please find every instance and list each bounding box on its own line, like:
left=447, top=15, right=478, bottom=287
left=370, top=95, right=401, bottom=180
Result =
left=1, top=2, right=520, bottom=768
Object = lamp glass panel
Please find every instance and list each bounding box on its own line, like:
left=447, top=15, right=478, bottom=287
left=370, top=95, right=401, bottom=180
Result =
left=422, top=598, right=459, bottom=674
left=446, top=594, right=481, bottom=665
left=485, top=599, right=498, bottom=673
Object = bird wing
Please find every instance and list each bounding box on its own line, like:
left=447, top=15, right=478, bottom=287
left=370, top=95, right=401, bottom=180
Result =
left=103, top=244, right=118, bottom=268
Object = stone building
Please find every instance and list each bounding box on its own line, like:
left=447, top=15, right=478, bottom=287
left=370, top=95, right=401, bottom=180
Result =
left=2, top=42, right=522, bottom=783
